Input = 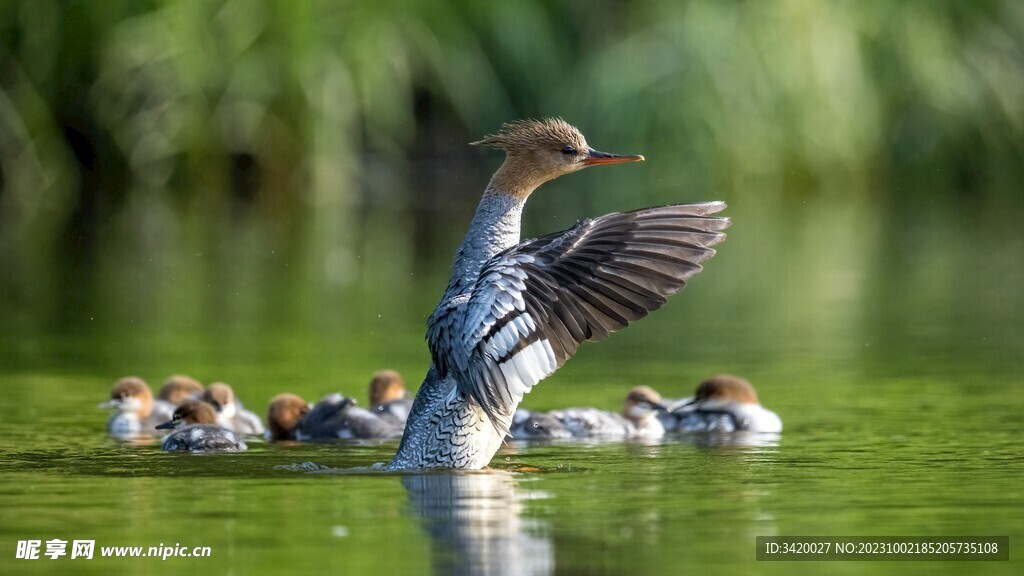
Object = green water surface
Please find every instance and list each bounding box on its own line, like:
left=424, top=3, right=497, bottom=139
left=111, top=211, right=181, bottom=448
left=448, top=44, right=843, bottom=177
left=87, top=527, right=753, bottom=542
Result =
left=1, top=351, right=1021, bottom=575
left=1, top=186, right=1022, bottom=576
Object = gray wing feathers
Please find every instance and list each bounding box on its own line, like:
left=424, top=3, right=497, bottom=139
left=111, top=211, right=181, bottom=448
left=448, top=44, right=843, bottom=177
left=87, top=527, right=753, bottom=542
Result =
left=429, top=201, right=729, bottom=432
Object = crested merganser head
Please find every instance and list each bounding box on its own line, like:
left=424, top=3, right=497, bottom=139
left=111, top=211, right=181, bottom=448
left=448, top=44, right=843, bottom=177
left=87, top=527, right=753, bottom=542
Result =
left=158, top=374, right=204, bottom=404
left=472, top=118, right=643, bottom=200
left=387, top=118, right=728, bottom=470
left=100, top=376, right=154, bottom=418
left=266, top=393, right=311, bottom=441
left=369, top=370, right=407, bottom=409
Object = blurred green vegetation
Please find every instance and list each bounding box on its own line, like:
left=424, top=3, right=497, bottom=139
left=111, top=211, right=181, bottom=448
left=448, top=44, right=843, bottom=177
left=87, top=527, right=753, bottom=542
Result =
left=0, top=0, right=1021, bottom=385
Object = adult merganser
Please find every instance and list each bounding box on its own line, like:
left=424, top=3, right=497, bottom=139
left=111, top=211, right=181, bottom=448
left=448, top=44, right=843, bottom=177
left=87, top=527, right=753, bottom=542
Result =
left=203, top=382, right=266, bottom=436
left=151, top=374, right=204, bottom=423
left=387, top=118, right=728, bottom=469
left=666, top=374, right=782, bottom=433
left=156, top=399, right=247, bottom=451
left=265, top=393, right=403, bottom=441
left=369, top=370, right=413, bottom=425
left=100, top=376, right=164, bottom=437
left=546, top=385, right=666, bottom=438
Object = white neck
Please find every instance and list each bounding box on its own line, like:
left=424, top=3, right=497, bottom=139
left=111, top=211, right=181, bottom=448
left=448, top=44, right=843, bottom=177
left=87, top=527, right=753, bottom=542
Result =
left=448, top=192, right=525, bottom=293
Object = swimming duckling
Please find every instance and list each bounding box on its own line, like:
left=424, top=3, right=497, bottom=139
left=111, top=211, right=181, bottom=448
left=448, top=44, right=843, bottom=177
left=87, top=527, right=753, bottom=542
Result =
left=548, top=386, right=666, bottom=438
left=666, top=374, right=782, bottom=433
left=151, top=374, right=204, bottom=423
left=266, top=393, right=403, bottom=441
left=369, top=370, right=413, bottom=425
left=156, top=400, right=247, bottom=451
left=203, top=382, right=265, bottom=436
left=506, top=408, right=572, bottom=440
left=265, top=393, right=311, bottom=441
left=100, top=376, right=164, bottom=437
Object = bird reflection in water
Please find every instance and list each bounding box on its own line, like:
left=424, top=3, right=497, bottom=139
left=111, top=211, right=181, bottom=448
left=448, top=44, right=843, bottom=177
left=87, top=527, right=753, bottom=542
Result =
left=681, top=432, right=781, bottom=450
left=402, top=471, right=553, bottom=576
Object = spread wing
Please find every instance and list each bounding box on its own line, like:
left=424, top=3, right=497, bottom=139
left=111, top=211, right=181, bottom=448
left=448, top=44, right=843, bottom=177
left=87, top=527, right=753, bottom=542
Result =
left=428, top=201, right=730, bottom=432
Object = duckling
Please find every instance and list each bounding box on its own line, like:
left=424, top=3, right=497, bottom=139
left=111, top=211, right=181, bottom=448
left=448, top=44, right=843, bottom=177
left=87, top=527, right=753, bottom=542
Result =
left=100, top=376, right=164, bottom=437
left=369, top=370, right=413, bottom=425
left=622, top=385, right=669, bottom=436
left=203, top=382, right=265, bottom=436
left=666, top=374, right=782, bottom=433
left=265, top=393, right=311, bottom=441
left=266, top=393, right=403, bottom=441
left=156, top=400, right=247, bottom=451
left=506, top=408, right=572, bottom=440
left=151, top=374, right=204, bottom=423
left=548, top=386, right=667, bottom=438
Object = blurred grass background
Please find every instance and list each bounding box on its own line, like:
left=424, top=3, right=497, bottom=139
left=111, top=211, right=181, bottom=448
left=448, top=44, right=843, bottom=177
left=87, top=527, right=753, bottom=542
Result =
left=0, top=0, right=1021, bottom=397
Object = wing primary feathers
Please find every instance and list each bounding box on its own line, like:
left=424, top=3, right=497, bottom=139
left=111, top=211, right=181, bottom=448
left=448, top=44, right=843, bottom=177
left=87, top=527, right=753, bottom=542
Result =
left=427, top=203, right=729, bottom=433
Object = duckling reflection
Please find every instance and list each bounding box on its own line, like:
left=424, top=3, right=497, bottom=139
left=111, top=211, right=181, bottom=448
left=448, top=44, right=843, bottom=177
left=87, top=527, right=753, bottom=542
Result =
left=675, top=431, right=782, bottom=449
left=402, top=472, right=553, bottom=576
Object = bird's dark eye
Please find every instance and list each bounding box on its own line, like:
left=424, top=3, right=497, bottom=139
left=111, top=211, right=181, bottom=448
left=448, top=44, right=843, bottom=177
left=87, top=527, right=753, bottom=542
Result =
left=561, top=146, right=577, bottom=155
